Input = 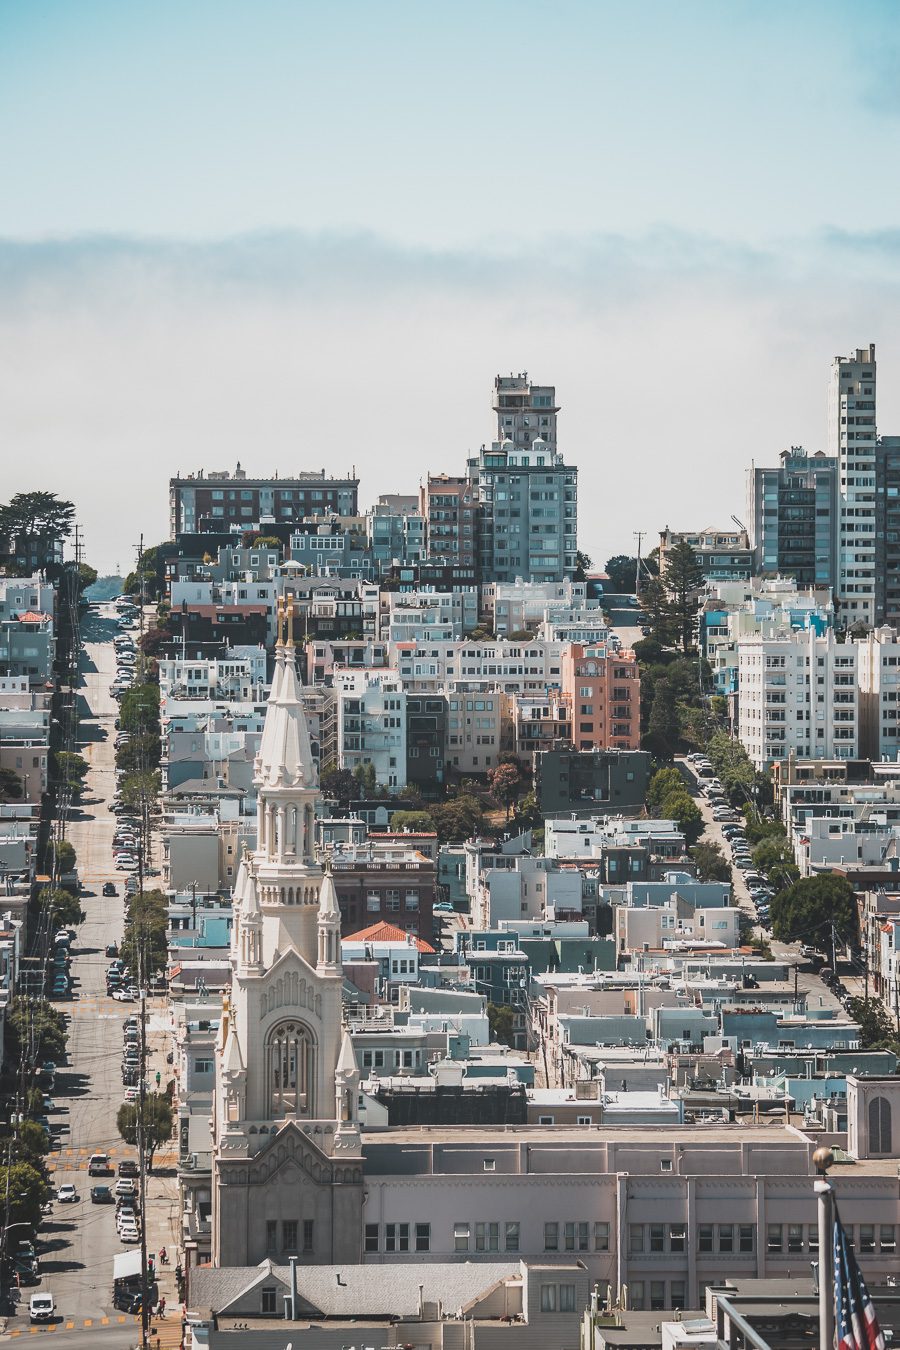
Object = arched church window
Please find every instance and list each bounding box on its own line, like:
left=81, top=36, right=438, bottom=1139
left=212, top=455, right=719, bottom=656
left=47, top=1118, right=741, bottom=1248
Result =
left=290, top=807, right=298, bottom=854
left=265, top=1020, right=316, bottom=1119
left=869, top=1095, right=893, bottom=1154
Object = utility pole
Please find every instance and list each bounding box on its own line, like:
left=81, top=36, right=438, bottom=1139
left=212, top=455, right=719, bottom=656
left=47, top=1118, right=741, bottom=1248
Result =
left=633, top=532, right=643, bottom=598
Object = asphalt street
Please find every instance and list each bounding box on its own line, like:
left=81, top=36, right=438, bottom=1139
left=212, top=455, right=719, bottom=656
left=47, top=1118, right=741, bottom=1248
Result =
left=1, top=605, right=178, bottom=1346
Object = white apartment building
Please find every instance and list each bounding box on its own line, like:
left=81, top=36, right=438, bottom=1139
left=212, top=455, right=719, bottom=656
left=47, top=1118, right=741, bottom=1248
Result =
left=393, top=639, right=564, bottom=694
left=378, top=589, right=478, bottom=643
left=858, top=625, right=900, bottom=760
left=158, top=647, right=268, bottom=702
left=827, top=344, right=878, bottom=624
left=335, top=669, right=407, bottom=790
left=737, top=629, right=858, bottom=769
left=483, top=578, right=594, bottom=635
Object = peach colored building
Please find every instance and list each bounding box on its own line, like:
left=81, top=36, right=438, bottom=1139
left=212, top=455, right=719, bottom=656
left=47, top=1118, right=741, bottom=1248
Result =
left=561, top=642, right=640, bottom=752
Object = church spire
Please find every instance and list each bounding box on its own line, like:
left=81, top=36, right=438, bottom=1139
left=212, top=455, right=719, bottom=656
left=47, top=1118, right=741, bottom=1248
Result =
left=254, top=593, right=317, bottom=793
left=316, top=861, right=342, bottom=974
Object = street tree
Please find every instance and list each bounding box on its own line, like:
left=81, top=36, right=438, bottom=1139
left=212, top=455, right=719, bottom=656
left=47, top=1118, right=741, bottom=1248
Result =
left=659, top=790, right=703, bottom=845
left=770, top=875, right=857, bottom=948
left=116, top=1092, right=174, bottom=1171
left=488, top=1003, right=516, bottom=1047
left=572, top=551, right=593, bottom=582
left=389, top=810, right=435, bottom=832
left=640, top=576, right=675, bottom=646
left=663, top=540, right=704, bottom=653
left=0, top=492, right=75, bottom=571
left=39, top=886, right=84, bottom=928
left=488, top=763, right=522, bottom=818
left=646, top=767, right=685, bottom=814
left=0, top=1161, right=49, bottom=1232
left=0, top=768, right=23, bottom=801
left=690, top=841, right=732, bottom=883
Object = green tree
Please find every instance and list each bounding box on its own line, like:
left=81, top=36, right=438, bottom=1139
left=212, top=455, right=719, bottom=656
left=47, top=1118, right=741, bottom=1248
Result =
left=53, top=751, right=89, bottom=797
left=845, top=997, right=900, bottom=1051
left=352, top=762, right=378, bottom=796
left=116, top=732, right=161, bottom=773
left=75, top=562, right=98, bottom=598
left=641, top=576, right=676, bottom=646
left=690, top=840, right=732, bottom=883
left=488, top=763, right=522, bottom=818
left=659, top=790, right=703, bottom=845
left=604, top=555, right=639, bottom=593
left=5, top=999, right=67, bottom=1066
left=251, top=536, right=283, bottom=551
left=487, top=1003, right=516, bottom=1047
left=770, top=875, right=857, bottom=948
left=0, top=1161, right=49, bottom=1232
left=12, top=1119, right=50, bottom=1163
left=0, top=767, right=23, bottom=801
left=116, top=1092, right=174, bottom=1171
left=118, top=769, right=161, bottom=813
left=389, top=810, right=435, bottom=832
left=119, top=682, right=160, bottom=734
left=120, top=888, right=168, bottom=973
left=38, top=886, right=84, bottom=928
left=50, top=839, right=77, bottom=874
left=646, top=767, right=685, bottom=814
left=751, top=835, right=796, bottom=877
left=0, top=492, right=75, bottom=571
left=663, top=540, right=704, bottom=653
left=430, top=795, right=486, bottom=842
left=137, top=626, right=172, bottom=658
left=644, top=678, right=680, bottom=757
left=320, top=766, right=359, bottom=800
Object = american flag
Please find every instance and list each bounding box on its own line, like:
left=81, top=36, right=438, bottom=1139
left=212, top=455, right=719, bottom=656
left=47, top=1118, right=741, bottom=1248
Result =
left=833, top=1204, right=886, bottom=1350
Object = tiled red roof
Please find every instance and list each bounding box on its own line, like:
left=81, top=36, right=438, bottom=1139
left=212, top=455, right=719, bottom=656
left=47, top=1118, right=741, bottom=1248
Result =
left=343, top=921, right=435, bottom=954
left=18, top=611, right=48, bottom=624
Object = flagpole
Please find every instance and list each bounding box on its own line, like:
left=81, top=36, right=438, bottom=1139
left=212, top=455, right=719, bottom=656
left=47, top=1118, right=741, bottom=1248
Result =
left=814, top=1145, right=835, bottom=1350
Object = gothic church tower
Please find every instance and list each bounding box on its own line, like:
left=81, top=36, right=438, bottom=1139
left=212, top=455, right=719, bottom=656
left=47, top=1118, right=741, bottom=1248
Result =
left=212, top=597, right=363, bottom=1267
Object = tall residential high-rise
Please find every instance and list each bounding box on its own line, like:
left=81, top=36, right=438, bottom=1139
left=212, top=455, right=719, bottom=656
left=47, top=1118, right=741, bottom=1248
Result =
left=827, top=344, right=877, bottom=624
left=875, top=436, right=900, bottom=629
left=470, top=438, right=578, bottom=584
left=492, top=372, right=559, bottom=454
left=419, top=474, right=479, bottom=570
left=746, top=447, right=838, bottom=588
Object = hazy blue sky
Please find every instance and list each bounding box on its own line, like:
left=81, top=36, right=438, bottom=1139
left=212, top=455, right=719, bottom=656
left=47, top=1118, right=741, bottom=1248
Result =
left=3, top=0, right=900, bottom=571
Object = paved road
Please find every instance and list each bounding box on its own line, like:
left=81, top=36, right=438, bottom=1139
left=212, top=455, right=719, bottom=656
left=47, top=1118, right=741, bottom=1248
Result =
left=3, top=605, right=177, bottom=1341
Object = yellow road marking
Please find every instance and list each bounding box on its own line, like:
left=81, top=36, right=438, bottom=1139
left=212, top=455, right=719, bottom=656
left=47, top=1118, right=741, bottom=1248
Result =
left=100, top=1316, right=109, bottom=1324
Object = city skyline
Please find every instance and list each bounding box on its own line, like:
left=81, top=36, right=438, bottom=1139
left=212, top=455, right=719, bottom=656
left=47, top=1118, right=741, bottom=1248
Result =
left=4, top=2, right=900, bottom=572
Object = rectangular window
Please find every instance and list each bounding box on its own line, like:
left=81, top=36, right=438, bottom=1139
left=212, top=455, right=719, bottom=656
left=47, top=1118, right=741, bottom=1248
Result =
left=475, top=1222, right=499, bottom=1252
left=719, top=1224, right=734, bottom=1253
left=650, top=1281, right=666, bottom=1311
left=788, top=1224, right=803, bottom=1254
left=559, top=1284, right=576, bottom=1313
left=860, top=1224, right=875, bottom=1254
left=540, top=1285, right=557, bottom=1313
left=629, top=1224, right=644, bottom=1253
left=650, top=1223, right=665, bottom=1253
left=671, top=1279, right=686, bottom=1310
left=669, top=1224, right=686, bottom=1253
left=630, top=1282, right=645, bottom=1310
left=505, top=1221, right=519, bottom=1252
left=767, top=1224, right=783, bottom=1253
left=808, top=1225, right=819, bottom=1253
left=739, top=1225, right=755, bottom=1253
left=261, top=1286, right=277, bottom=1314
left=698, top=1224, right=714, bottom=1254
left=265, top=1220, right=277, bottom=1253
left=364, top=1223, right=379, bottom=1253
left=385, top=1222, right=409, bottom=1253
left=544, top=1221, right=559, bottom=1251
left=881, top=1225, right=896, bottom=1252
left=282, top=1220, right=298, bottom=1252
left=454, top=1223, right=470, bottom=1253
left=415, top=1222, right=431, bottom=1253
left=594, top=1222, right=610, bottom=1252
left=564, top=1221, right=589, bottom=1251
left=302, top=1219, right=314, bottom=1253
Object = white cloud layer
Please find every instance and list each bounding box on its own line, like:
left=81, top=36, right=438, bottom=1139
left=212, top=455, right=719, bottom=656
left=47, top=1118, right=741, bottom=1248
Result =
left=1, top=229, right=899, bottom=574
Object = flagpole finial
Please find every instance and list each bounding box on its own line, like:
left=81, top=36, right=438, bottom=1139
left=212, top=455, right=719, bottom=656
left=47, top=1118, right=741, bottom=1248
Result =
left=813, top=1145, right=834, bottom=1175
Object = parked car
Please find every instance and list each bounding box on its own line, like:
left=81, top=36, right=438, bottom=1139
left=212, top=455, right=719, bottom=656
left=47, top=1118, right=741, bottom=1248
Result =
left=115, top=1178, right=137, bottom=1198
left=118, top=1159, right=139, bottom=1178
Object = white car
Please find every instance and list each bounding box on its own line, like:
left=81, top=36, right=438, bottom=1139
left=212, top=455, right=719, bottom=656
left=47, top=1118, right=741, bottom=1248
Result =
left=119, top=1225, right=140, bottom=1244
left=56, top=1184, right=78, bottom=1204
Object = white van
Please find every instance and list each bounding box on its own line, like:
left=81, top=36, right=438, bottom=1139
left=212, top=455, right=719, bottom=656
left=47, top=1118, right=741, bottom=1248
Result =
left=29, top=1292, right=55, bottom=1323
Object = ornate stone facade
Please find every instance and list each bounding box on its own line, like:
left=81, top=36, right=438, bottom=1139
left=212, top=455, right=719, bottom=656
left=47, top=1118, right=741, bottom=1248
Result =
left=212, top=599, right=363, bottom=1267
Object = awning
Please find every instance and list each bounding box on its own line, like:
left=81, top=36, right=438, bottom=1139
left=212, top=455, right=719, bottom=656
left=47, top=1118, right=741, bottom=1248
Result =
left=113, top=1251, right=143, bottom=1282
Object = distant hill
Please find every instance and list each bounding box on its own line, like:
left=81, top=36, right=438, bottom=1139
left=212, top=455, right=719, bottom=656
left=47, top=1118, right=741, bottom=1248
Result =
left=85, top=575, right=124, bottom=602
